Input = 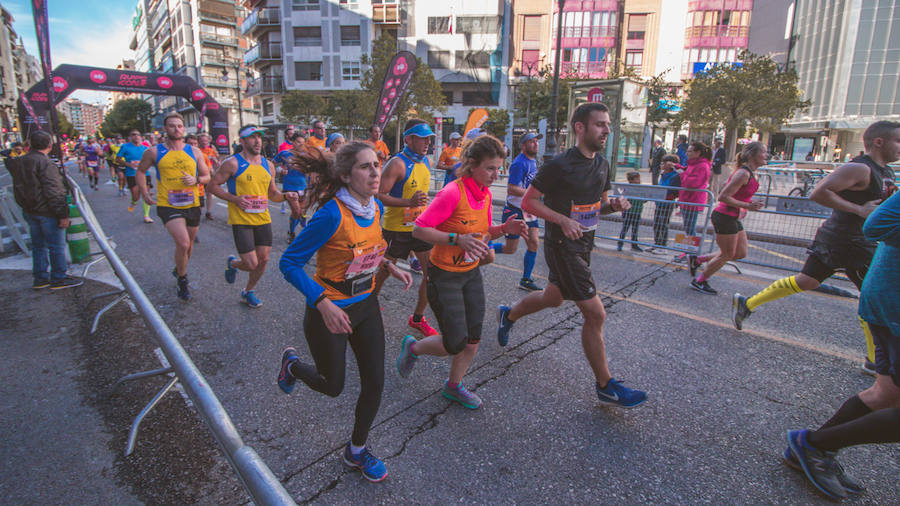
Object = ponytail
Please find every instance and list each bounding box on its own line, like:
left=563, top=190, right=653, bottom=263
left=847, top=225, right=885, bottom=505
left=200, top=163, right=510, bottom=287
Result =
left=290, top=141, right=376, bottom=208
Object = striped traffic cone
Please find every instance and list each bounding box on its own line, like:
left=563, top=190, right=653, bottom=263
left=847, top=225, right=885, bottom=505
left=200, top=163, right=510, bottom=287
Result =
left=66, top=199, right=90, bottom=264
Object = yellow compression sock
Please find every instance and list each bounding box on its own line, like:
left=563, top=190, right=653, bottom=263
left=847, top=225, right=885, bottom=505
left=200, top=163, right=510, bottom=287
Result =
left=745, top=275, right=803, bottom=312
left=142, top=201, right=151, bottom=218
left=859, top=316, right=876, bottom=363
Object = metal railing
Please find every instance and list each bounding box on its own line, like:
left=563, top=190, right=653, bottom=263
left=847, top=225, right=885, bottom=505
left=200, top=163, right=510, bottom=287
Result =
left=66, top=175, right=295, bottom=506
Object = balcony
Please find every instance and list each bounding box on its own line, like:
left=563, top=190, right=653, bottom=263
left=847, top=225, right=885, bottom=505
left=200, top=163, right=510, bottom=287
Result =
left=201, top=54, right=242, bottom=67
left=198, top=1, right=237, bottom=26
left=684, top=25, right=749, bottom=47
left=689, top=0, right=753, bottom=11
left=241, top=7, right=280, bottom=35
left=244, top=42, right=282, bottom=65
left=201, top=75, right=239, bottom=88
left=559, top=62, right=609, bottom=79
left=199, top=32, right=239, bottom=46
left=372, top=1, right=399, bottom=24
left=553, top=26, right=617, bottom=49
left=246, top=75, right=284, bottom=96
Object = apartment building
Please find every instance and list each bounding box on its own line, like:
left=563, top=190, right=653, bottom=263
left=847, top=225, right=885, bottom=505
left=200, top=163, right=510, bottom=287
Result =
left=0, top=6, right=19, bottom=140
left=681, top=0, right=753, bottom=79
left=59, top=98, right=105, bottom=136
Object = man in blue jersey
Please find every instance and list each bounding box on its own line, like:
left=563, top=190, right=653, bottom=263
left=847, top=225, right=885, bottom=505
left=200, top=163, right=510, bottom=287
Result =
left=274, top=132, right=308, bottom=240
left=491, top=132, right=543, bottom=291
left=117, top=129, right=154, bottom=224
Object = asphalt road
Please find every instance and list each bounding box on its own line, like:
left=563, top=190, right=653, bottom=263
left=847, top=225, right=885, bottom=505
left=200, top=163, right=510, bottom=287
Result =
left=13, top=164, right=898, bottom=504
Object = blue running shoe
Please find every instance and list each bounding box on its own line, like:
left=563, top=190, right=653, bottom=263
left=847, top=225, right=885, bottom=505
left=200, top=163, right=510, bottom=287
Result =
left=441, top=380, right=482, bottom=409
left=241, top=290, right=262, bottom=308
left=225, top=255, right=238, bottom=284
left=396, top=335, right=418, bottom=378
left=343, top=443, right=388, bottom=482
left=595, top=378, right=647, bottom=408
left=497, top=305, right=514, bottom=347
left=277, top=347, right=299, bottom=394
left=408, top=256, right=422, bottom=274
left=782, top=446, right=864, bottom=495
left=785, top=429, right=847, bottom=500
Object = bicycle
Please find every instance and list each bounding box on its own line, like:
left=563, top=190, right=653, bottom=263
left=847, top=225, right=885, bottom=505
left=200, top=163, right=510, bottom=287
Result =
left=788, top=169, right=825, bottom=197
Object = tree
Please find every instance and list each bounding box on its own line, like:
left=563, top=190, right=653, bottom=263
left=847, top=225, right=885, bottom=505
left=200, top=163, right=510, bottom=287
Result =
left=482, top=108, right=510, bottom=139
left=98, top=98, right=153, bottom=138
left=526, top=65, right=575, bottom=135
left=279, top=90, right=326, bottom=130
left=641, top=71, right=680, bottom=130
left=56, top=113, right=79, bottom=139
left=675, top=51, right=810, bottom=158
left=324, top=90, right=368, bottom=140
left=360, top=32, right=446, bottom=150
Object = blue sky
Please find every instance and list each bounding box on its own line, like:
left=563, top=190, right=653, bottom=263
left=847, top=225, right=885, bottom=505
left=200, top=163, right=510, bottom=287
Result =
left=7, top=0, right=137, bottom=104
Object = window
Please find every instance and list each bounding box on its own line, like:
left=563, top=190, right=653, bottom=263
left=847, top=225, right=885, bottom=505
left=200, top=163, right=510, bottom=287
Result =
left=342, top=61, right=361, bottom=80
left=455, top=51, right=491, bottom=69
left=443, top=91, right=454, bottom=104
left=295, top=61, right=322, bottom=81
left=428, top=50, right=450, bottom=69
left=521, top=49, right=540, bottom=75
left=263, top=98, right=274, bottom=116
left=339, top=0, right=358, bottom=7
left=628, top=14, right=646, bottom=40
left=292, top=0, right=319, bottom=11
left=462, top=91, right=494, bottom=106
left=293, top=26, right=322, bottom=46
left=589, top=47, right=606, bottom=62
left=522, top=15, right=541, bottom=41
left=428, top=16, right=450, bottom=34
left=625, top=50, right=643, bottom=71
left=456, top=16, right=499, bottom=34
left=340, top=26, right=360, bottom=46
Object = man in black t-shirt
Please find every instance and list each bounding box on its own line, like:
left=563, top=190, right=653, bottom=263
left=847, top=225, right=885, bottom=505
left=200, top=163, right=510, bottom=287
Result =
left=496, top=102, right=647, bottom=409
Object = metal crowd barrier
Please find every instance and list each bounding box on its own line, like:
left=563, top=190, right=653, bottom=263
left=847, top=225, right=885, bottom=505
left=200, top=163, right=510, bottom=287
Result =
left=595, top=183, right=716, bottom=256
left=66, top=175, right=295, bottom=506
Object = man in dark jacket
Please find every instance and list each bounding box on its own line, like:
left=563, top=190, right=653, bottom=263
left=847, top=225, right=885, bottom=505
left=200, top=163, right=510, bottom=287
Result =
left=711, top=138, right=727, bottom=195
left=649, top=139, right=665, bottom=185
left=8, top=131, right=82, bottom=289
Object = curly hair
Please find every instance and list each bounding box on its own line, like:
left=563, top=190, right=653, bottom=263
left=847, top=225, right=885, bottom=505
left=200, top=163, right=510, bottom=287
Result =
left=455, top=135, right=506, bottom=179
left=290, top=141, right=375, bottom=208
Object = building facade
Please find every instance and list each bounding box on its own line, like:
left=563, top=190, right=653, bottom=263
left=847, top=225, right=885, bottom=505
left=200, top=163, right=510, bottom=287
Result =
left=681, top=0, right=752, bottom=79
left=59, top=98, right=105, bottom=136
left=0, top=6, right=19, bottom=142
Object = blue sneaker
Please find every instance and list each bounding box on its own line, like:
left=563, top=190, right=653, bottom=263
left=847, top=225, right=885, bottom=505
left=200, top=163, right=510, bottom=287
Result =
left=595, top=378, right=647, bottom=408
left=782, top=446, right=865, bottom=495
left=342, top=443, right=388, bottom=482
left=497, top=305, right=514, bottom=347
left=241, top=290, right=262, bottom=308
left=441, top=380, right=482, bottom=409
left=225, top=255, right=238, bottom=284
left=277, top=347, right=299, bottom=394
left=408, top=256, right=422, bottom=274
left=785, top=429, right=848, bottom=500
left=396, top=335, right=418, bottom=378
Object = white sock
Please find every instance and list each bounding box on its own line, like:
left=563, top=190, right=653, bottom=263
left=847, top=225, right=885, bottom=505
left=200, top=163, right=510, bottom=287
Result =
left=350, top=443, right=365, bottom=455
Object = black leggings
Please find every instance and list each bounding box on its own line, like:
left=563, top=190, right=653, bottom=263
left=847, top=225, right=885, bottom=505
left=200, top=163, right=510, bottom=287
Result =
left=289, top=294, right=385, bottom=446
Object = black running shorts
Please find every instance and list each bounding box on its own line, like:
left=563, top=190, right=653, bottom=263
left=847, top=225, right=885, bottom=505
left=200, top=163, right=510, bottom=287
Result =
left=871, top=323, right=900, bottom=388
left=544, top=240, right=596, bottom=301
left=383, top=229, right=432, bottom=259
left=232, top=223, right=273, bottom=254
left=426, top=266, right=484, bottom=354
left=157, top=206, right=202, bottom=227
left=711, top=210, right=743, bottom=235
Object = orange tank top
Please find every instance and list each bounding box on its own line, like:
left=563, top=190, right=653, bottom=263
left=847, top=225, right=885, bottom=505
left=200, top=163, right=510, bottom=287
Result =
left=430, top=179, right=491, bottom=272
left=314, top=200, right=387, bottom=300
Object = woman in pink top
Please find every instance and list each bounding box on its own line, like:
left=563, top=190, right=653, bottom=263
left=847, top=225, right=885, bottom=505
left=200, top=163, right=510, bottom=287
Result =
left=690, top=141, right=766, bottom=295
left=395, top=135, right=526, bottom=410
left=678, top=141, right=712, bottom=238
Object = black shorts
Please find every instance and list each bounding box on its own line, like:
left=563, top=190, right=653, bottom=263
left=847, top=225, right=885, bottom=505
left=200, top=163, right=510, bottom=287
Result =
left=199, top=196, right=206, bottom=208
left=502, top=204, right=540, bottom=239
left=711, top=210, right=743, bottom=235
left=126, top=175, right=137, bottom=189
left=426, top=266, right=484, bottom=354
left=871, top=323, right=900, bottom=388
left=157, top=206, right=202, bottom=227
left=801, top=234, right=875, bottom=289
left=384, top=229, right=432, bottom=259
left=232, top=223, right=273, bottom=254
left=545, top=240, right=596, bottom=301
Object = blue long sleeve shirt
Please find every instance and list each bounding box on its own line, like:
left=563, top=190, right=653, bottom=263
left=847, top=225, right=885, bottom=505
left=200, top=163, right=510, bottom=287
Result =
left=858, top=192, right=900, bottom=335
left=279, top=198, right=384, bottom=308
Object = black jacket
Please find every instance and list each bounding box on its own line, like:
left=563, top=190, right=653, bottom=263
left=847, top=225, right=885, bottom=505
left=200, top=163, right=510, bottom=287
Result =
left=8, top=151, right=69, bottom=219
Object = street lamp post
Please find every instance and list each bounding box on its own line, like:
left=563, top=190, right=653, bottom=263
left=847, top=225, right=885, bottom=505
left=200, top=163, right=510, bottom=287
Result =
left=545, top=0, right=566, bottom=162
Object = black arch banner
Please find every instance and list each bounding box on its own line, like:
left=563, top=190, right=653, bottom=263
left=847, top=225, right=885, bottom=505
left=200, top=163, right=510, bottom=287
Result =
left=18, top=64, right=231, bottom=154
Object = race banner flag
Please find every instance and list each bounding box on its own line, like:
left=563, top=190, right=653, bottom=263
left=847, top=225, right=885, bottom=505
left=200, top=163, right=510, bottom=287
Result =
left=19, top=91, right=43, bottom=130
left=464, top=108, right=488, bottom=136
left=373, top=51, right=416, bottom=130
left=31, top=0, right=60, bottom=138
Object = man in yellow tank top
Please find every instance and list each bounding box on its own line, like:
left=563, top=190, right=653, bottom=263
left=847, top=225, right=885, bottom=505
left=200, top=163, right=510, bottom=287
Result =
left=209, top=125, right=299, bottom=308
left=137, top=112, right=211, bottom=301
left=373, top=119, right=439, bottom=337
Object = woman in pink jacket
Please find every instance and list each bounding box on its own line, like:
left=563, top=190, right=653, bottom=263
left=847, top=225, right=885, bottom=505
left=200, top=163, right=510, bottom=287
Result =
left=678, top=141, right=712, bottom=245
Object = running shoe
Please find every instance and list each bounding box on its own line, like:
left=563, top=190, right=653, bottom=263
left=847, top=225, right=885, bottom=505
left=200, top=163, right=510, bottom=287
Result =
left=396, top=335, right=418, bottom=378
left=673, top=253, right=687, bottom=263
left=205, top=212, right=214, bottom=221
left=241, top=290, right=262, bottom=308
left=143, top=216, right=153, bottom=224
left=648, top=247, right=668, bottom=256
left=50, top=276, right=84, bottom=290
left=688, top=255, right=701, bottom=276
left=497, top=305, right=514, bottom=347
left=176, top=276, right=191, bottom=301
left=128, top=203, right=135, bottom=212
left=32, top=278, right=50, bottom=290
left=785, top=429, right=847, bottom=500
left=342, top=443, right=388, bottom=482
left=408, top=315, right=438, bottom=337
left=518, top=278, right=541, bottom=292
left=861, top=359, right=876, bottom=377
left=631, top=245, right=644, bottom=252
left=782, top=445, right=864, bottom=495
left=731, top=293, right=752, bottom=331
left=596, top=378, right=647, bottom=408
left=277, top=347, right=299, bottom=394
left=441, top=380, right=482, bottom=409
left=225, top=255, right=238, bottom=284
left=408, top=256, right=422, bottom=274
left=690, top=279, right=718, bottom=295
left=280, top=202, right=287, bottom=214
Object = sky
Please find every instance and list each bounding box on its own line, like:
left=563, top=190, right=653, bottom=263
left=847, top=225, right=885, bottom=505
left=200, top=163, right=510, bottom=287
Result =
left=6, top=0, right=136, bottom=105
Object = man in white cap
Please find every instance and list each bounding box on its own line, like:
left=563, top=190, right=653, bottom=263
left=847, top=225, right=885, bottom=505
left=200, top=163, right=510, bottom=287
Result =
left=439, top=132, right=463, bottom=187
left=374, top=118, right=439, bottom=337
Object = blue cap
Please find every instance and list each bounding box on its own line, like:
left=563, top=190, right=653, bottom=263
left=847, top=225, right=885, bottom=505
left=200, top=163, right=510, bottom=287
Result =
left=403, top=123, right=435, bottom=138
left=520, top=132, right=543, bottom=143
left=239, top=125, right=266, bottom=138
left=465, top=128, right=486, bottom=140
left=325, top=132, right=344, bottom=148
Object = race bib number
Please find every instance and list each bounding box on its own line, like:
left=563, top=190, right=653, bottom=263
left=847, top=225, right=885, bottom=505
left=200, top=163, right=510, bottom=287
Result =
left=244, top=195, right=268, bottom=213
left=86, top=160, right=98, bottom=168
left=523, top=210, right=537, bottom=222
left=345, top=245, right=386, bottom=279
left=570, top=202, right=603, bottom=231
left=167, top=189, right=195, bottom=208
left=403, top=206, right=426, bottom=227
